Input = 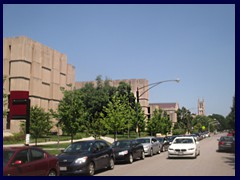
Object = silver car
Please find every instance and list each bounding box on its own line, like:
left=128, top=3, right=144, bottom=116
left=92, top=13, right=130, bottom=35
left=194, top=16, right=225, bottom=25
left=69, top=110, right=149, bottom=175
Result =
left=136, top=137, right=161, bottom=156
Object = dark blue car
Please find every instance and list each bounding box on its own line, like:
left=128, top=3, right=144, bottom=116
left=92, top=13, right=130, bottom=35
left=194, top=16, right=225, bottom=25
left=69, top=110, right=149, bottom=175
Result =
left=112, top=139, right=145, bottom=164
left=57, top=140, right=114, bottom=176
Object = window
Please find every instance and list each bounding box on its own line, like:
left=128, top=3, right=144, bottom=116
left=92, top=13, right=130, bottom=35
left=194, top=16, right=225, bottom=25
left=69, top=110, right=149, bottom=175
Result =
left=31, top=149, right=45, bottom=161
left=13, top=150, right=29, bottom=164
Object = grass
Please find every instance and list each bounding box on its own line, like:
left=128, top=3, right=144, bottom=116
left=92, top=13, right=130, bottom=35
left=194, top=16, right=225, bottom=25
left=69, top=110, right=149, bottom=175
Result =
left=3, top=133, right=87, bottom=145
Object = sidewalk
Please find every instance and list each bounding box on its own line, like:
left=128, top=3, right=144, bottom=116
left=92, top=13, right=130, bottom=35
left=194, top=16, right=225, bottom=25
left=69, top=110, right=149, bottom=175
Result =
left=3, top=136, right=114, bottom=148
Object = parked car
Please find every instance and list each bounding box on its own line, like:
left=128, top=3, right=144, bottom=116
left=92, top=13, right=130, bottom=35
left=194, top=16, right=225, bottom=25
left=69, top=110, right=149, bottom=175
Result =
left=111, top=139, right=145, bottom=164
left=136, top=137, right=161, bottom=156
left=168, top=136, right=200, bottom=159
left=57, top=140, right=114, bottom=176
left=167, top=135, right=179, bottom=143
left=3, top=146, right=60, bottom=176
left=156, top=137, right=170, bottom=152
left=218, top=136, right=235, bottom=152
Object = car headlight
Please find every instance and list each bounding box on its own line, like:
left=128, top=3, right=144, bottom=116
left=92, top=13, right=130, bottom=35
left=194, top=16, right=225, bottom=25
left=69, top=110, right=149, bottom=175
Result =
left=168, top=148, right=174, bottom=150
left=75, top=156, right=88, bottom=164
left=144, top=145, right=150, bottom=149
left=119, top=150, right=129, bottom=155
left=188, top=148, right=195, bottom=150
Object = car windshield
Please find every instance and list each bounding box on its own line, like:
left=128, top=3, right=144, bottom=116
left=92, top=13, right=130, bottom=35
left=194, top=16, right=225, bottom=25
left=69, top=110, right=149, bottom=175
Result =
left=112, top=141, right=131, bottom=148
left=64, top=142, right=93, bottom=153
left=137, top=139, right=150, bottom=144
left=173, top=138, right=193, bottom=144
left=3, top=150, right=15, bottom=167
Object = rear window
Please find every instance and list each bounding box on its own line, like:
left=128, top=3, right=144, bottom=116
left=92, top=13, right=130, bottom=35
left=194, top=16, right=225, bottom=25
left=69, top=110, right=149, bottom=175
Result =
left=220, top=136, right=234, bottom=141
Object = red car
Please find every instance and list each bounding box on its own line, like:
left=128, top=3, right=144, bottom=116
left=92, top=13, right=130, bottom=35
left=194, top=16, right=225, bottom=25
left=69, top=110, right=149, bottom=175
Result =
left=3, top=146, right=60, bottom=176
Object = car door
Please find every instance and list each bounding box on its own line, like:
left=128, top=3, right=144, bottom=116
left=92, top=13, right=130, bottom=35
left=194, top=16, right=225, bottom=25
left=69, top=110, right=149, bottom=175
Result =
left=151, top=138, right=159, bottom=153
left=29, top=148, right=49, bottom=176
left=132, top=140, right=141, bottom=158
left=91, top=141, right=107, bottom=170
left=6, top=149, right=34, bottom=176
left=99, top=141, right=111, bottom=167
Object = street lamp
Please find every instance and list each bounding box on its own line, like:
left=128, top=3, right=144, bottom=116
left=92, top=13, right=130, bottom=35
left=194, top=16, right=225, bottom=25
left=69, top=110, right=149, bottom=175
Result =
left=136, top=78, right=180, bottom=137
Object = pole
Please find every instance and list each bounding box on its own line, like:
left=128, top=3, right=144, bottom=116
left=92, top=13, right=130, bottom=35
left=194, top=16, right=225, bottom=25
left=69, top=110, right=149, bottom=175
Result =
left=135, top=79, right=180, bottom=137
left=25, top=99, right=31, bottom=146
left=136, top=88, right=139, bottom=137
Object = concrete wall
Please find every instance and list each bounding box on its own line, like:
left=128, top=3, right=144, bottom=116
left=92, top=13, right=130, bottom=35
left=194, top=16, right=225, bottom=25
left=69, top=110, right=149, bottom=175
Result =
left=3, top=36, right=75, bottom=134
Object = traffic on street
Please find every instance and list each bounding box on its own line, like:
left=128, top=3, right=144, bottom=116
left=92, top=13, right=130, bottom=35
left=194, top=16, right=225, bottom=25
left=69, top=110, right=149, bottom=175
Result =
left=95, top=133, right=235, bottom=176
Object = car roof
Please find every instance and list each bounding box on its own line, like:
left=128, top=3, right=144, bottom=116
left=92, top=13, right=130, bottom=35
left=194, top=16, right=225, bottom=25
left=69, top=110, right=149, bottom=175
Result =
left=72, top=140, right=106, bottom=144
left=114, top=139, right=133, bottom=142
left=137, top=136, right=155, bottom=139
left=3, top=146, right=43, bottom=151
left=174, top=136, right=194, bottom=139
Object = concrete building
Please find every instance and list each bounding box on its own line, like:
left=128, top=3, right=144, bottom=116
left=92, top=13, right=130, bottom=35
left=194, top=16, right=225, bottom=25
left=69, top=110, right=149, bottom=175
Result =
left=149, top=103, right=179, bottom=123
left=3, top=36, right=75, bottom=134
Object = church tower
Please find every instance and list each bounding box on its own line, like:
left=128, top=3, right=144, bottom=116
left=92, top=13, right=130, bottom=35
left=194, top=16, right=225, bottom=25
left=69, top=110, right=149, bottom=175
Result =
left=198, top=98, right=205, bottom=116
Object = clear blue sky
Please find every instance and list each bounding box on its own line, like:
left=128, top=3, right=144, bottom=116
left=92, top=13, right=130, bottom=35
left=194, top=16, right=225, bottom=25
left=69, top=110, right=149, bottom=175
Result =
left=3, top=4, right=235, bottom=117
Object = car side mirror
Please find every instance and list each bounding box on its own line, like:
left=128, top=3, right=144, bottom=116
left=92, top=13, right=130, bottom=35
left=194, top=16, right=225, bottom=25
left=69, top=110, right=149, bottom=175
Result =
left=12, top=160, right=23, bottom=166
left=169, top=142, right=172, bottom=145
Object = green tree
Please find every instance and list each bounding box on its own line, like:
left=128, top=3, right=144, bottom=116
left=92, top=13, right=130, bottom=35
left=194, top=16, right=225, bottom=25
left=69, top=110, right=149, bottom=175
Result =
left=209, top=114, right=226, bottom=131
left=3, top=76, right=8, bottom=118
left=175, top=107, right=193, bottom=134
left=101, top=94, right=132, bottom=141
left=30, top=106, right=52, bottom=145
left=57, top=89, right=86, bottom=143
left=226, top=95, right=235, bottom=130
left=79, top=76, right=117, bottom=138
left=135, top=103, right=146, bottom=137
left=147, top=109, right=172, bottom=136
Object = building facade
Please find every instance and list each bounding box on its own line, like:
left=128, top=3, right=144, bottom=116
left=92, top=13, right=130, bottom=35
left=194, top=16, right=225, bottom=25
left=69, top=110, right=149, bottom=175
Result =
left=149, top=103, right=179, bottom=123
left=3, top=36, right=75, bottom=134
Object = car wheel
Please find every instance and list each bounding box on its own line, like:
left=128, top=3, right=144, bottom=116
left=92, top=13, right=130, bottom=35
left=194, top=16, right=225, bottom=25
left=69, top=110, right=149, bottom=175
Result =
left=150, top=149, right=153, bottom=157
left=140, top=150, right=145, bottom=160
left=193, top=151, right=197, bottom=159
left=48, top=170, right=57, bottom=176
left=128, top=154, right=133, bottom=164
left=87, top=162, right=95, bottom=176
left=108, top=158, right=114, bottom=170
left=162, top=146, right=165, bottom=152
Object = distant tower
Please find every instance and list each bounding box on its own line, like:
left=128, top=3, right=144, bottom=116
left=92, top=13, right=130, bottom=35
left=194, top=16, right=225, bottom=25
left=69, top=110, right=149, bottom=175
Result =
left=198, top=98, right=205, bottom=116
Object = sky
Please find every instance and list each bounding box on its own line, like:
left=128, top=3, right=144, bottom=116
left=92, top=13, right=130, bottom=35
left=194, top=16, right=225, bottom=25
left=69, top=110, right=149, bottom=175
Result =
left=3, top=4, right=235, bottom=117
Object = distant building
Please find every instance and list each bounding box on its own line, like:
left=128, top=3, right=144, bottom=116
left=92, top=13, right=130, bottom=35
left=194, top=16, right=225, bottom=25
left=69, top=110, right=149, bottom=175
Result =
left=149, top=103, right=179, bottom=123
left=3, top=36, right=75, bottom=134
left=198, top=98, right=205, bottom=116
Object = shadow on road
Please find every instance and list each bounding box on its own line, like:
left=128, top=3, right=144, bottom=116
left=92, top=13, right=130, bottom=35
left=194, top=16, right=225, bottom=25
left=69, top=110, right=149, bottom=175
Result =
left=216, top=150, right=235, bottom=170
left=223, top=154, right=235, bottom=170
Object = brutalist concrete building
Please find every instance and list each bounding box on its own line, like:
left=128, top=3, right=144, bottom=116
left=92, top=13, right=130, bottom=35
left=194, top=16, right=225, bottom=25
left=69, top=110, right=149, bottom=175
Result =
left=3, top=36, right=75, bottom=134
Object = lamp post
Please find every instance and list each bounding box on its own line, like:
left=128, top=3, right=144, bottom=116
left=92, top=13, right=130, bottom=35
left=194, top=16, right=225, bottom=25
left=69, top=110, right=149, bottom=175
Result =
left=136, top=78, right=180, bottom=137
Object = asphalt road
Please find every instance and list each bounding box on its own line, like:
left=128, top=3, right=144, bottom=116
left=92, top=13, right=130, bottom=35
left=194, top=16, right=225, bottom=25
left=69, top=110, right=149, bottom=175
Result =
left=96, top=133, right=235, bottom=176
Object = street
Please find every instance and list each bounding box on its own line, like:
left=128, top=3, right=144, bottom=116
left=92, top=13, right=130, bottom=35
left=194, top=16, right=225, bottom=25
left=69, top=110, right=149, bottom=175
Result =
left=96, top=133, right=235, bottom=176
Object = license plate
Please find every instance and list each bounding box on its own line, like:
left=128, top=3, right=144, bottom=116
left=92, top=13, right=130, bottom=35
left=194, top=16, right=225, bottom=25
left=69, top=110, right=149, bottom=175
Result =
left=60, top=167, right=67, bottom=171
left=178, top=152, right=183, bottom=155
